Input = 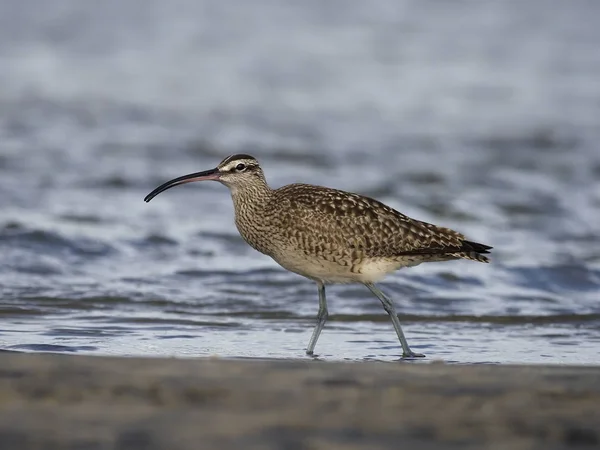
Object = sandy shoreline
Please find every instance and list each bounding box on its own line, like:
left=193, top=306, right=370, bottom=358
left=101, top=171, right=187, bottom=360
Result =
left=0, top=352, right=598, bottom=449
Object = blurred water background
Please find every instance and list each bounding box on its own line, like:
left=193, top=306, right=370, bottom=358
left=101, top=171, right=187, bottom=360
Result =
left=1, top=0, right=599, bottom=364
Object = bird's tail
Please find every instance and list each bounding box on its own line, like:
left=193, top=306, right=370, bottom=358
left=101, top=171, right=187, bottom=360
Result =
left=451, top=240, right=492, bottom=263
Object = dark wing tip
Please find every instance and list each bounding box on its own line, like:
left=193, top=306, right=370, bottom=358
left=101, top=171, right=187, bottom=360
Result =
left=462, top=240, right=493, bottom=254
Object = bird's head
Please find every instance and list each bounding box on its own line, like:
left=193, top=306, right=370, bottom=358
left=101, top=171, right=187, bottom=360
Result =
left=144, top=154, right=265, bottom=202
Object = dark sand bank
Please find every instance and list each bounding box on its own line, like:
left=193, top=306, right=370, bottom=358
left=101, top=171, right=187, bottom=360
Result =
left=0, top=353, right=599, bottom=449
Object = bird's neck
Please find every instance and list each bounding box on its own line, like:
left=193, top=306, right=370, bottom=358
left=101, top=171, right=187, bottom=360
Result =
left=229, top=179, right=274, bottom=254
left=229, top=178, right=273, bottom=215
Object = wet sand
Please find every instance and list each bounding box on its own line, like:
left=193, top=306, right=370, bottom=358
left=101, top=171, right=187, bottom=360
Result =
left=0, top=352, right=599, bottom=449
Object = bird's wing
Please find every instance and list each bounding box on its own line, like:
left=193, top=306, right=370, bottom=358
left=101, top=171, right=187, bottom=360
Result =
left=271, top=184, right=490, bottom=261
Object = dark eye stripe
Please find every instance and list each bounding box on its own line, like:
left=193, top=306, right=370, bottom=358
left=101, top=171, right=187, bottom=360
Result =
left=230, top=162, right=258, bottom=172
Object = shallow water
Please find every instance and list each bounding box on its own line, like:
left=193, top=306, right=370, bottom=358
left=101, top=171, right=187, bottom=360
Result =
left=1, top=0, right=599, bottom=364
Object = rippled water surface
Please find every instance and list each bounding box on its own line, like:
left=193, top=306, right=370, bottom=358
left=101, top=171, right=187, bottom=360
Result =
left=1, top=0, right=599, bottom=364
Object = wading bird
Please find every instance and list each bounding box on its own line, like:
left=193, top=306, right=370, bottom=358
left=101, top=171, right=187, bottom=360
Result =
left=145, top=154, right=491, bottom=358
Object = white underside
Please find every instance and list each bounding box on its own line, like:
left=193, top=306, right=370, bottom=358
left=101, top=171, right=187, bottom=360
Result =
left=272, top=255, right=423, bottom=284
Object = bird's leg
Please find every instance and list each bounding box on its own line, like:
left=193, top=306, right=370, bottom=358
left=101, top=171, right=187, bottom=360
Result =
left=364, top=283, right=425, bottom=358
left=306, top=282, right=328, bottom=355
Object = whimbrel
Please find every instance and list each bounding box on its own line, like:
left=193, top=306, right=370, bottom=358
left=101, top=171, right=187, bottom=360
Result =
left=145, top=154, right=491, bottom=358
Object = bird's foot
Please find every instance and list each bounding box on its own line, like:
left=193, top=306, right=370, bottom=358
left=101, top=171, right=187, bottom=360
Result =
left=402, top=350, right=426, bottom=359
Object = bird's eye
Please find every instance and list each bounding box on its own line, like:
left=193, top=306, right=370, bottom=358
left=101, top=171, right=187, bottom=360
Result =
left=235, top=163, right=246, bottom=171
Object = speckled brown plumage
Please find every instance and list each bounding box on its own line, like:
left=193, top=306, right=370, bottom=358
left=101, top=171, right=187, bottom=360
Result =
left=145, top=153, right=492, bottom=358
left=222, top=156, right=491, bottom=284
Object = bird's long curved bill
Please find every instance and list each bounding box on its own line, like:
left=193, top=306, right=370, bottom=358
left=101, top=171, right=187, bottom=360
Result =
left=144, top=168, right=220, bottom=202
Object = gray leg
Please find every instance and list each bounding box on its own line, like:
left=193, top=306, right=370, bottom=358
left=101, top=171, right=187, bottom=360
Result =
left=364, top=283, right=425, bottom=358
left=306, top=281, right=328, bottom=355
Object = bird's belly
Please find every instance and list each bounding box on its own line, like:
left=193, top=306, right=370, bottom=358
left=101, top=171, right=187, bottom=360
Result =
left=270, top=253, right=422, bottom=284
left=274, top=258, right=356, bottom=283
left=353, top=257, right=423, bottom=282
